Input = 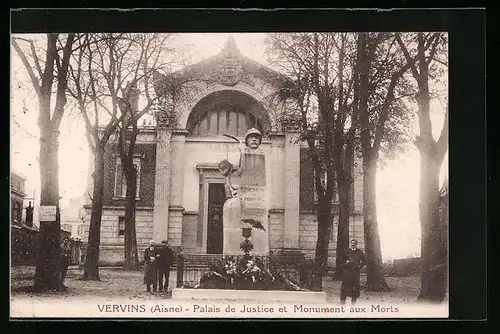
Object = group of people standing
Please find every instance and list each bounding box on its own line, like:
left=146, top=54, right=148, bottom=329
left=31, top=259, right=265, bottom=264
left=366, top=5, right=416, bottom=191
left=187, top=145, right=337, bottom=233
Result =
left=143, top=240, right=174, bottom=293
left=142, top=237, right=365, bottom=303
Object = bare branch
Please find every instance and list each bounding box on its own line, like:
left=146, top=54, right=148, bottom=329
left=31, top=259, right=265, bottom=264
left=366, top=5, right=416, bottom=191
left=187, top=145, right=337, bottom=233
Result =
left=426, top=33, right=444, bottom=66
left=395, top=33, right=420, bottom=80
left=52, top=33, right=76, bottom=130
left=12, top=37, right=42, bottom=97
left=372, top=70, right=402, bottom=153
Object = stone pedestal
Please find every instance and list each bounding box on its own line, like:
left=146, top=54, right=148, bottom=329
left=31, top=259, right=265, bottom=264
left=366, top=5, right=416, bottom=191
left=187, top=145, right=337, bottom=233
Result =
left=223, top=197, right=242, bottom=255
left=269, top=133, right=285, bottom=210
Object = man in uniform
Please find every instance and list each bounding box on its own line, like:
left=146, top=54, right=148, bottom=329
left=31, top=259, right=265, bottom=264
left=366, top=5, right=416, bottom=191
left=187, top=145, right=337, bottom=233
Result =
left=156, top=240, right=174, bottom=293
left=340, top=239, right=365, bottom=304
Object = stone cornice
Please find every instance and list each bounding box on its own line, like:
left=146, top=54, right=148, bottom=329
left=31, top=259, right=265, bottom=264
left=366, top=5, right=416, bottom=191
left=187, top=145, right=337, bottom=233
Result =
left=11, top=189, right=27, bottom=199
left=268, top=131, right=286, bottom=138
left=196, top=163, right=219, bottom=170
left=171, top=129, right=189, bottom=136
left=184, top=211, right=198, bottom=216
left=169, top=206, right=185, bottom=212
left=83, top=205, right=153, bottom=210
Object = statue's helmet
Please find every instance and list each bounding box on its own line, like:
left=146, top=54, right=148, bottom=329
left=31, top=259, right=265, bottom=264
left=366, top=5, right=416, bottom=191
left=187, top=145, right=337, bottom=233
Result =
left=245, top=127, right=262, bottom=145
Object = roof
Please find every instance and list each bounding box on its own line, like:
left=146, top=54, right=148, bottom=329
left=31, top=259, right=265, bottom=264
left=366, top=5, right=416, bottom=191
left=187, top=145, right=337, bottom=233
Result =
left=22, top=223, right=39, bottom=232
left=153, top=37, right=285, bottom=95
left=11, top=170, right=28, bottom=181
left=11, top=221, right=39, bottom=232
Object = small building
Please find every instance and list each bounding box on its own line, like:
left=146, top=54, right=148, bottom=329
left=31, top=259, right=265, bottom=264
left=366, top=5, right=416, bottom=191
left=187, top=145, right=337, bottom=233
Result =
left=11, top=171, right=39, bottom=263
left=82, top=38, right=365, bottom=266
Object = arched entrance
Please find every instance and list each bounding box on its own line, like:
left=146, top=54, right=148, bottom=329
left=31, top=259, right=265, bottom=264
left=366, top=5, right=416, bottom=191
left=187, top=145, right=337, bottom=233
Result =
left=186, top=90, right=271, bottom=138
left=187, top=90, right=271, bottom=254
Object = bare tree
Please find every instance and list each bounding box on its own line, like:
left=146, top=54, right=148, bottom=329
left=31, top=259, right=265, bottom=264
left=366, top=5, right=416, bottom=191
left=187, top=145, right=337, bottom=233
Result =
left=68, top=33, right=125, bottom=280
left=113, top=33, right=176, bottom=270
left=267, top=33, right=358, bottom=290
left=395, top=32, right=448, bottom=302
left=12, top=33, right=76, bottom=291
left=354, top=32, right=418, bottom=291
left=68, top=33, right=177, bottom=276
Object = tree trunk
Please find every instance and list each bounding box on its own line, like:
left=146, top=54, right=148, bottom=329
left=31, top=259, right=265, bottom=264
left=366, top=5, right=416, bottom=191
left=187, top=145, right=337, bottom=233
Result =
left=363, top=156, right=390, bottom=291
left=83, top=146, right=105, bottom=280
left=313, top=199, right=332, bottom=291
left=333, top=135, right=354, bottom=280
left=34, top=131, right=62, bottom=291
left=123, top=168, right=140, bottom=270
left=334, top=178, right=351, bottom=280
left=418, top=150, right=447, bottom=302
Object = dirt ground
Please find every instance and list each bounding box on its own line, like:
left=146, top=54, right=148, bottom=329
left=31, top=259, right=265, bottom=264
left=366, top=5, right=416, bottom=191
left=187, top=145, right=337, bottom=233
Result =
left=10, top=266, right=449, bottom=318
left=10, top=265, right=430, bottom=302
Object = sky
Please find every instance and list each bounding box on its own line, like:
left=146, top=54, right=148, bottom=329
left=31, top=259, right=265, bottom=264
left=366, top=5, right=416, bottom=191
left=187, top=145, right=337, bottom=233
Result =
left=10, top=33, right=448, bottom=261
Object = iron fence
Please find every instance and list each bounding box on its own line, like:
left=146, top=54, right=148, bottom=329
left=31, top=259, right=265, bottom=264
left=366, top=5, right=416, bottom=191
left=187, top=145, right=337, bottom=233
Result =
left=175, top=252, right=318, bottom=289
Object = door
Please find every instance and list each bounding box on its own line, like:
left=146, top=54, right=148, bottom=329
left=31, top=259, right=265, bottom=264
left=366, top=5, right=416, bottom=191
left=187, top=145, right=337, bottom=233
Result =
left=206, top=183, right=225, bottom=254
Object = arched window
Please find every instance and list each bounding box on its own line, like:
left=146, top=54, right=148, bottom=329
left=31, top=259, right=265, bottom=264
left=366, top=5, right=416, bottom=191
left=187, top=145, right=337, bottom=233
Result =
left=189, top=105, right=264, bottom=138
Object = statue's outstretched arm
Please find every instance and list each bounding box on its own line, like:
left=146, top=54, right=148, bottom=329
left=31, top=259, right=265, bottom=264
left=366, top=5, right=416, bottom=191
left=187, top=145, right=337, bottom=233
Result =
left=233, top=143, right=246, bottom=177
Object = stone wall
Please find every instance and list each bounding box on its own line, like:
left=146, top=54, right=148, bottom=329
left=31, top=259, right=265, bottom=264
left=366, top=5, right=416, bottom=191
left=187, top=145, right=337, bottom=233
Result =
left=181, top=211, right=200, bottom=253
left=103, top=143, right=156, bottom=207
left=82, top=207, right=154, bottom=265
left=298, top=211, right=364, bottom=266
left=168, top=207, right=183, bottom=247
left=268, top=209, right=284, bottom=249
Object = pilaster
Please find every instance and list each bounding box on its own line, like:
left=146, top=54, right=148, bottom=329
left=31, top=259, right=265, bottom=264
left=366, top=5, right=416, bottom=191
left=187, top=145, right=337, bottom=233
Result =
left=269, top=132, right=285, bottom=210
left=168, top=129, right=188, bottom=247
left=283, top=131, right=301, bottom=248
left=152, top=128, right=172, bottom=242
left=169, top=129, right=188, bottom=207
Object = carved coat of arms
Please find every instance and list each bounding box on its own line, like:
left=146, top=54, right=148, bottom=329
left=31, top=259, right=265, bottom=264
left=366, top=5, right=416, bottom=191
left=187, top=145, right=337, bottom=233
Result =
left=218, top=57, right=242, bottom=86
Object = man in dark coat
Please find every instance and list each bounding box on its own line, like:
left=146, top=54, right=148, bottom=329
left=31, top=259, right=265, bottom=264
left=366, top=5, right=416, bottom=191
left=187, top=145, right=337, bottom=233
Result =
left=340, top=239, right=365, bottom=304
left=143, top=240, right=157, bottom=292
left=156, top=240, right=174, bottom=293
left=59, top=237, right=72, bottom=289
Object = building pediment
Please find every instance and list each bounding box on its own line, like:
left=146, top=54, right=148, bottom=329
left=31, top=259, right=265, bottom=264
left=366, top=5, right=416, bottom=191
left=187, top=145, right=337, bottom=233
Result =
left=154, top=37, right=284, bottom=95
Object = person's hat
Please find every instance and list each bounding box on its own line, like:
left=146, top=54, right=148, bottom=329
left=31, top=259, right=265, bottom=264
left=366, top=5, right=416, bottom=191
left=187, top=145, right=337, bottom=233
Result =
left=149, top=240, right=155, bottom=245
left=245, top=127, right=262, bottom=143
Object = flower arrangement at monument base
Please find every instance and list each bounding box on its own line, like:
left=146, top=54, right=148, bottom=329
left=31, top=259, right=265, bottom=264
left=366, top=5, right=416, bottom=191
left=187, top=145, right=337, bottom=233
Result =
left=193, top=255, right=308, bottom=291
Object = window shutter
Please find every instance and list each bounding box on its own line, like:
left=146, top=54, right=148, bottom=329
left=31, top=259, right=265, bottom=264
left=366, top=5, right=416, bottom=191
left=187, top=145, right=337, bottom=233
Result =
left=133, top=162, right=140, bottom=198
left=118, top=216, right=125, bottom=236
left=115, top=162, right=123, bottom=197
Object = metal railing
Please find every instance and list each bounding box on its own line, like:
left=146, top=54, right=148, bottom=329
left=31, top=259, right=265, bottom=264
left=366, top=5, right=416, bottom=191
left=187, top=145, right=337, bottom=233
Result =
left=175, top=252, right=317, bottom=289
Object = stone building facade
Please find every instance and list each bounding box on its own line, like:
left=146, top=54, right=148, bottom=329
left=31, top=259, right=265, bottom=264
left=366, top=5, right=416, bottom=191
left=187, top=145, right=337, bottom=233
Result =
left=82, top=38, right=364, bottom=265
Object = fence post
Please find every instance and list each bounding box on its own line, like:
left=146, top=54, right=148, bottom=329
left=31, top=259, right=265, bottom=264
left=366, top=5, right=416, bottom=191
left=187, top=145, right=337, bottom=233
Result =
left=176, top=254, right=184, bottom=288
